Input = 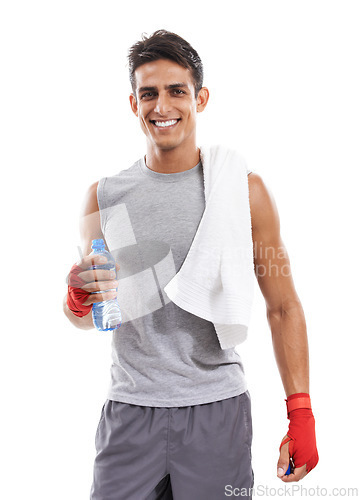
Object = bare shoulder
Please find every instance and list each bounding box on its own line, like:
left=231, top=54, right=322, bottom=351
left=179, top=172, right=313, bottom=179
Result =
left=79, top=181, right=103, bottom=255
left=248, top=172, right=272, bottom=209
left=248, top=172, right=280, bottom=238
left=80, top=181, right=100, bottom=217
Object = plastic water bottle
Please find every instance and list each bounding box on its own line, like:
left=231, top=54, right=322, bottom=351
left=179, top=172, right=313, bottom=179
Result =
left=90, top=239, right=122, bottom=331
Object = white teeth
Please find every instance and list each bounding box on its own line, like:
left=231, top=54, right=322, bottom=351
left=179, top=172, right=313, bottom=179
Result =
left=154, top=119, right=178, bottom=128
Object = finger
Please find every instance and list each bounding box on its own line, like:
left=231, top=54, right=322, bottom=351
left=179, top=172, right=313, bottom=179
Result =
left=79, top=268, right=118, bottom=283
left=277, top=435, right=290, bottom=478
left=82, top=280, right=119, bottom=293
left=77, top=254, right=107, bottom=269
left=83, top=289, right=118, bottom=306
left=279, top=464, right=307, bottom=483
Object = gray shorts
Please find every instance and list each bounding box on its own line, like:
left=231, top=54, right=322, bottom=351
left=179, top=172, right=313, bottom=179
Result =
left=90, top=391, right=254, bottom=500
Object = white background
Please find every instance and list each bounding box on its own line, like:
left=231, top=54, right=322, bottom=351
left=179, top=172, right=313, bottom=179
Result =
left=1, top=1, right=358, bottom=498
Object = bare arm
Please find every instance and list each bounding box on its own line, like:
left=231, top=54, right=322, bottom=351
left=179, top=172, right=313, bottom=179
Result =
left=248, top=173, right=309, bottom=396
left=63, top=181, right=118, bottom=330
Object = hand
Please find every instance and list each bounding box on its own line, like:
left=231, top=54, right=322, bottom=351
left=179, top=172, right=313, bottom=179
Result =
left=73, top=254, right=120, bottom=306
left=276, top=395, right=319, bottom=482
left=67, top=254, right=120, bottom=317
left=277, top=434, right=308, bottom=482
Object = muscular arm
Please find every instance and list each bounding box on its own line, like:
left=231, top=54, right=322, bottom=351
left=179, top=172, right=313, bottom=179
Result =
left=63, top=181, right=104, bottom=330
left=248, top=173, right=309, bottom=396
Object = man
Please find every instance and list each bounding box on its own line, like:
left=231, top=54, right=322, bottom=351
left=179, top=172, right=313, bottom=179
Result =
left=64, top=29, right=318, bottom=499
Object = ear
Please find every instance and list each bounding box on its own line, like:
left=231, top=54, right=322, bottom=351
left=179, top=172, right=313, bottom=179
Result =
left=129, top=93, right=138, bottom=117
left=196, top=87, right=210, bottom=113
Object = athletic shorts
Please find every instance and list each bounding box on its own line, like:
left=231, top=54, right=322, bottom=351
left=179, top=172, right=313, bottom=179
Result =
left=90, top=390, right=254, bottom=499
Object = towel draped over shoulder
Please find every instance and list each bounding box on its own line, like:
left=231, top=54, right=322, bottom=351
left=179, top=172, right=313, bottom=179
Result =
left=164, top=144, right=255, bottom=350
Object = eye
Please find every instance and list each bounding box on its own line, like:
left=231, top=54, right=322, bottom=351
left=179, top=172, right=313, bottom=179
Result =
left=140, top=92, right=156, bottom=99
left=173, top=89, right=185, bottom=95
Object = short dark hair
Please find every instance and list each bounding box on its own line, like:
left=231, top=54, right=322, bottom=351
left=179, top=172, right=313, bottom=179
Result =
left=128, top=29, right=204, bottom=99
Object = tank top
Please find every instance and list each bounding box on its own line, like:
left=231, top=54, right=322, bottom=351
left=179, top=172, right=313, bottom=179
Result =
left=97, top=154, right=248, bottom=407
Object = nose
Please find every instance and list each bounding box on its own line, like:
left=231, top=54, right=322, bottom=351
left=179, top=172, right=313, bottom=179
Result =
left=153, top=92, right=172, bottom=115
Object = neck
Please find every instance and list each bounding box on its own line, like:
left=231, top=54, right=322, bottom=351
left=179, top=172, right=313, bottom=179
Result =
left=145, top=141, right=200, bottom=174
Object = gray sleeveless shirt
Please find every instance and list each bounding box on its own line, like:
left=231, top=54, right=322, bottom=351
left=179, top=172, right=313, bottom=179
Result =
left=97, top=155, right=248, bottom=407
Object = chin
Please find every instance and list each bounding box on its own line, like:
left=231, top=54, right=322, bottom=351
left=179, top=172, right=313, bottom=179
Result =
left=153, top=139, right=181, bottom=151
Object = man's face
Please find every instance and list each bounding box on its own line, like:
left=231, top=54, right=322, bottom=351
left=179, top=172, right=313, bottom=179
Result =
left=129, top=59, right=208, bottom=152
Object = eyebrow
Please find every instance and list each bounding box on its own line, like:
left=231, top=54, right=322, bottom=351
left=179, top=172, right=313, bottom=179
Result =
left=138, top=83, right=190, bottom=93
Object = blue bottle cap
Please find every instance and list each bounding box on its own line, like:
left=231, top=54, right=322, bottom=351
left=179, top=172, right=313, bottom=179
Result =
left=91, top=238, right=105, bottom=250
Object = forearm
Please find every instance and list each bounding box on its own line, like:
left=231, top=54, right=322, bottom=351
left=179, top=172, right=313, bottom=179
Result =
left=267, top=300, right=309, bottom=396
left=63, top=294, right=94, bottom=330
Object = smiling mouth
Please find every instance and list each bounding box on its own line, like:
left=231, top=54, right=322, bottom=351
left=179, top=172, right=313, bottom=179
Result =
left=150, top=119, right=181, bottom=129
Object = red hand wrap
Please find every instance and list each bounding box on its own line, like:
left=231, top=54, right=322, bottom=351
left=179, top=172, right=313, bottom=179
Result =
left=280, top=393, right=319, bottom=473
left=67, top=264, right=92, bottom=318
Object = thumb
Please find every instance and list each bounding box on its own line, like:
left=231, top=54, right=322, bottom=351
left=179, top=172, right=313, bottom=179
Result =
left=115, top=262, right=121, bottom=271
left=277, top=435, right=291, bottom=477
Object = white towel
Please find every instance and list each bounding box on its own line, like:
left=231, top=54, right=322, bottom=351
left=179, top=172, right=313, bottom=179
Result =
left=163, top=144, right=254, bottom=349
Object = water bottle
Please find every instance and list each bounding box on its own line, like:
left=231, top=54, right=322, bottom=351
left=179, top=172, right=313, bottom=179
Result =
left=90, top=239, right=122, bottom=331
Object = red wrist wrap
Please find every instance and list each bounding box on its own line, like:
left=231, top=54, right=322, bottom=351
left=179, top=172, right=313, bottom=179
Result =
left=286, top=394, right=312, bottom=418
left=67, top=264, right=92, bottom=318
left=280, top=393, right=319, bottom=473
